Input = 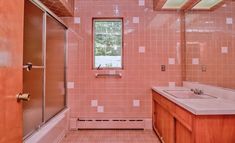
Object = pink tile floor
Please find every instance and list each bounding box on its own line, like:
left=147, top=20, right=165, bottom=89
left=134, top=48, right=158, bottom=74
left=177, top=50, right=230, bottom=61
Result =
left=61, top=130, right=160, bottom=143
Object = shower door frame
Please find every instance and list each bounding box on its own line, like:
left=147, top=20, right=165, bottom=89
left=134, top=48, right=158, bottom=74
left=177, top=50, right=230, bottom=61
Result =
left=23, top=0, right=68, bottom=139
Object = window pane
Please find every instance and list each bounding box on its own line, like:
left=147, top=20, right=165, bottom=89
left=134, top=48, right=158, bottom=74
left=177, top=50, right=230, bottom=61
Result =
left=94, top=19, right=122, bottom=68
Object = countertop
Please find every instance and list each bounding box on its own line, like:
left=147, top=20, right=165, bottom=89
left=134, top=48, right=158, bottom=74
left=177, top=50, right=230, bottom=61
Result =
left=152, top=86, right=235, bottom=115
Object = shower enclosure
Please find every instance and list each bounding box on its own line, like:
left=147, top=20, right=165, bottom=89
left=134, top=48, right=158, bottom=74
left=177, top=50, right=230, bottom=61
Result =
left=23, top=0, right=67, bottom=138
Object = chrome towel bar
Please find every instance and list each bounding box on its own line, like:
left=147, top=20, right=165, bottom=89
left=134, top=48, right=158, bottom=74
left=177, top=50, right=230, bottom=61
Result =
left=95, top=73, right=122, bottom=78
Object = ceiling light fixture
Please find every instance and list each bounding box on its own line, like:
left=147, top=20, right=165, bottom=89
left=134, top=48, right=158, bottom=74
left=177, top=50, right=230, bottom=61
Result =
left=192, top=0, right=223, bottom=10
left=162, top=0, right=189, bottom=9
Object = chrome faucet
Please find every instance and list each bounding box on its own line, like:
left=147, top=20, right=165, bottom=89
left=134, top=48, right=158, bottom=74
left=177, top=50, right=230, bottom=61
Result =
left=191, top=88, right=203, bottom=95
left=97, top=64, right=102, bottom=70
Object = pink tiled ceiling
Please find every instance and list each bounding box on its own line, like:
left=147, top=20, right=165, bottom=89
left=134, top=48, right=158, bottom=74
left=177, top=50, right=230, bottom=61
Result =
left=64, top=0, right=185, bottom=119
left=40, top=0, right=74, bottom=16
left=185, top=1, right=235, bottom=89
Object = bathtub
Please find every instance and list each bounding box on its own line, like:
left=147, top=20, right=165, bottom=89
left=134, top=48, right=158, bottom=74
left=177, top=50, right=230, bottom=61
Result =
left=24, top=108, right=69, bottom=143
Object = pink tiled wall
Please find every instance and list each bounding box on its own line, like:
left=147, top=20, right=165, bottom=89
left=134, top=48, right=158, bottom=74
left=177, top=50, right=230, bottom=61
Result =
left=185, top=1, right=235, bottom=89
left=64, top=0, right=184, bottom=119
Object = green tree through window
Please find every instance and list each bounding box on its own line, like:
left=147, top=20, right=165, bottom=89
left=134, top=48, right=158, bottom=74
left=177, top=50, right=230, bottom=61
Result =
left=93, top=19, right=123, bottom=68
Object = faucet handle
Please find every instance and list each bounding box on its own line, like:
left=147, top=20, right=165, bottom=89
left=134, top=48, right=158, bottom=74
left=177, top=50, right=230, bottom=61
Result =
left=198, top=89, right=204, bottom=94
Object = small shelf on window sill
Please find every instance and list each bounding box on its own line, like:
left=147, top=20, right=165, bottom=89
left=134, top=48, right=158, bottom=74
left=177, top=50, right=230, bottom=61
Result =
left=95, top=73, right=122, bottom=78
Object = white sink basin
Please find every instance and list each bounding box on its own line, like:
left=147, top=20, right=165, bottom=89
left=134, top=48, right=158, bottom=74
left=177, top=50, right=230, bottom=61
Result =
left=163, top=90, right=217, bottom=99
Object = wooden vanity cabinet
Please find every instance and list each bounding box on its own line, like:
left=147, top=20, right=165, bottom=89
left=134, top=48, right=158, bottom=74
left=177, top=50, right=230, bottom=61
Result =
left=152, top=90, right=235, bottom=143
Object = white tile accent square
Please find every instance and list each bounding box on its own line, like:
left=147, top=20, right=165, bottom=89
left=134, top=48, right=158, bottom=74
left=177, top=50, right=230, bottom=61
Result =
left=139, top=46, right=145, bottom=53
left=91, top=100, right=98, bottom=107
left=67, top=82, right=74, bottom=89
left=97, top=106, right=104, bottom=113
left=133, top=100, right=140, bottom=107
left=226, top=17, right=233, bottom=24
left=138, top=0, right=145, bottom=6
left=168, top=58, right=175, bottom=65
left=221, top=46, right=228, bottom=54
left=74, top=17, right=81, bottom=24
left=169, top=82, right=176, bottom=87
left=133, top=17, right=139, bottom=24
left=192, top=58, right=199, bottom=65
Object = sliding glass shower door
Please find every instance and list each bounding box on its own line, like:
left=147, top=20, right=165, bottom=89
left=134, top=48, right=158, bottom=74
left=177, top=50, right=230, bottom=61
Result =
left=23, top=0, right=67, bottom=138
left=45, top=15, right=66, bottom=121
left=23, top=0, right=44, bottom=137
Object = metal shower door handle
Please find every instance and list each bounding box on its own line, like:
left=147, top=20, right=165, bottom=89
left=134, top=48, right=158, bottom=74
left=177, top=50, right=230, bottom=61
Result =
left=23, top=62, right=44, bottom=71
left=16, top=93, right=30, bottom=102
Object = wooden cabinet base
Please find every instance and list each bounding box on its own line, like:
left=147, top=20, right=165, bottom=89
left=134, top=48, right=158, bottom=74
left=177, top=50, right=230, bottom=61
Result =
left=152, top=90, right=235, bottom=143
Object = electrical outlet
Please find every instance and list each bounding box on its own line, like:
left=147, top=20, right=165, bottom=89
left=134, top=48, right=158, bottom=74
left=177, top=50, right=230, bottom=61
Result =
left=201, top=65, right=207, bottom=72
left=161, top=65, right=166, bottom=71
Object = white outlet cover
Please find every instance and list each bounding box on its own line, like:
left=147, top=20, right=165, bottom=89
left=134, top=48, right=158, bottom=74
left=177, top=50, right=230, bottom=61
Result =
left=74, top=17, right=81, bottom=24
left=139, top=46, right=145, bottom=53
left=168, top=58, right=175, bottom=65
left=169, top=82, right=176, bottom=87
left=139, top=0, right=145, bottom=6
left=133, top=100, right=140, bottom=107
left=192, top=58, right=199, bottom=65
left=67, top=82, right=74, bottom=89
left=221, top=47, right=228, bottom=54
left=133, top=17, right=139, bottom=24
left=97, top=106, right=104, bottom=113
left=226, top=17, right=233, bottom=24
left=91, top=100, right=98, bottom=107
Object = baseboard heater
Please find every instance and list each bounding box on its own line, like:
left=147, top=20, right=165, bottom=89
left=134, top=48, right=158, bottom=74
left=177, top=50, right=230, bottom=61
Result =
left=76, top=118, right=148, bottom=129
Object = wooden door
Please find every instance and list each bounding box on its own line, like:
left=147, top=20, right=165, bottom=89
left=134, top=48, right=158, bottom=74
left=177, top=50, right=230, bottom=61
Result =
left=0, top=1, right=24, bottom=143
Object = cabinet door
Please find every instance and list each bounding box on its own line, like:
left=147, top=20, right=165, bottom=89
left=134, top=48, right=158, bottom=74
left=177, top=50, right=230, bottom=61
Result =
left=154, top=101, right=174, bottom=143
left=23, top=0, right=44, bottom=137
left=161, top=106, right=174, bottom=143
left=175, top=120, right=192, bottom=143
left=154, top=101, right=163, bottom=137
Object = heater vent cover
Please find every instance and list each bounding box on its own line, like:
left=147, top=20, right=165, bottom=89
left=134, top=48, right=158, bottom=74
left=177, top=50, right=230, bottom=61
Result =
left=76, top=118, right=151, bottom=130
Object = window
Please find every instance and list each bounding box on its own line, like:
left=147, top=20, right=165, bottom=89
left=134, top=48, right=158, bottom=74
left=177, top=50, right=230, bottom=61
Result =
left=93, top=18, right=123, bottom=69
